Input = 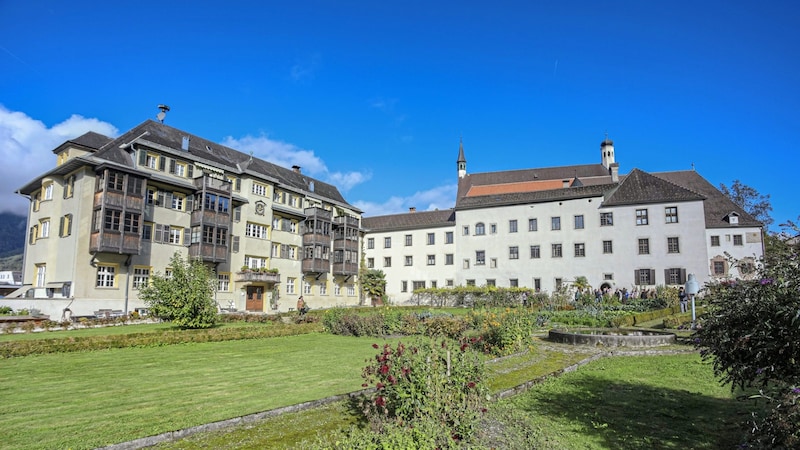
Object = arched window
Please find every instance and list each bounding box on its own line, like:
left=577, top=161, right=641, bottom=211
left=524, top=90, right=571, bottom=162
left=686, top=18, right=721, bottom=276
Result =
left=475, top=222, right=485, bottom=235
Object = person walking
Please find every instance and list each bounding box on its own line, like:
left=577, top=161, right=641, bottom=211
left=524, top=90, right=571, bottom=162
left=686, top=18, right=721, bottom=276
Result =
left=678, top=287, right=688, bottom=313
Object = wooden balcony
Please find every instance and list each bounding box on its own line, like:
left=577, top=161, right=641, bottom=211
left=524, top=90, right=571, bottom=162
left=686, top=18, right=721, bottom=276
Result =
left=89, top=231, right=140, bottom=254
left=333, top=215, right=360, bottom=228
left=235, top=271, right=281, bottom=283
left=303, top=233, right=331, bottom=246
left=333, top=238, right=359, bottom=252
left=188, top=243, right=228, bottom=263
left=194, top=176, right=232, bottom=193
left=302, top=258, right=330, bottom=274
left=333, top=262, right=359, bottom=276
left=191, top=210, right=230, bottom=227
left=94, top=191, right=144, bottom=211
left=304, top=207, right=332, bottom=220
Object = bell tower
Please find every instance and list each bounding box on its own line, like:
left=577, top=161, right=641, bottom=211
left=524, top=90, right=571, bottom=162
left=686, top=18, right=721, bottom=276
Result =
left=457, top=138, right=467, bottom=179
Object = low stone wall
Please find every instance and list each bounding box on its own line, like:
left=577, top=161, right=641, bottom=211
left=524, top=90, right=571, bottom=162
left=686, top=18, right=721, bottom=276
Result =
left=548, top=328, right=676, bottom=347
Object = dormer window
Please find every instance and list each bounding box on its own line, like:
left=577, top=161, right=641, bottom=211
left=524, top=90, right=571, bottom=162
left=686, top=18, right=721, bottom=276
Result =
left=727, top=213, right=740, bottom=225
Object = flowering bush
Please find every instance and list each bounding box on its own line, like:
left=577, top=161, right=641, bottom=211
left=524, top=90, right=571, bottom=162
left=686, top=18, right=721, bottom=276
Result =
left=360, top=338, right=488, bottom=444
left=695, top=229, right=800, bottom=447
left=469, top=308, right=539, bottom=355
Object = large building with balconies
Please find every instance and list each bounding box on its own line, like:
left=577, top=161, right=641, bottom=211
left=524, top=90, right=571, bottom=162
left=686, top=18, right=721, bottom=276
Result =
left=9, top=119, right=362, bottom=318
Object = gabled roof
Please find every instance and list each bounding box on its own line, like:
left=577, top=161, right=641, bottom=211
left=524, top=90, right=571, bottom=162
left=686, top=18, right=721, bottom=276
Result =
left=653, top=170, right=762, bottom=229
left=87, top=120, right=356, bottom=209
left=602, top=168, right=705, bottom=207
left=362, top=209, right=455, bottom=232
left=52, top=131, right=113, bottom=154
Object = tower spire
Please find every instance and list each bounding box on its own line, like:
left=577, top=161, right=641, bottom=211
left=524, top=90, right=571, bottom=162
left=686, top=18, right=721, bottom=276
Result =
left=457, top=137, right=467, bottom=179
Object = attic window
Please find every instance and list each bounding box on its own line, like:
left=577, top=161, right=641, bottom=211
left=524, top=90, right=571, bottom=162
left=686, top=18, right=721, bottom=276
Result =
left=728, top=214, right=739, bottom=225
left=181, top=136, right=190, bottom=151
left=206, top=145, right=212, bottom=151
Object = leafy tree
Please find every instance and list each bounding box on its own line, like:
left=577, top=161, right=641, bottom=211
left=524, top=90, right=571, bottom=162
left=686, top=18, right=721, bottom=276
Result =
left=719, top=179, right=774, bottom=228
left=361, top=269, right=387, bottom=306
left=138, top=252, right=218, bottom=329
left=695, top=221, right=799, bottom=447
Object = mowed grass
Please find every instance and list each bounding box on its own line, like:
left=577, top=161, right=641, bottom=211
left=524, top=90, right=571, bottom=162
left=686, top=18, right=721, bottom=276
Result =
left=0, top=332, right=383, bottom=450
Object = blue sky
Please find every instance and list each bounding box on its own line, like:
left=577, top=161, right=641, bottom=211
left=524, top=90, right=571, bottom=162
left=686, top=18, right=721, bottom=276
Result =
left=1, top=1, right=798, bottom=231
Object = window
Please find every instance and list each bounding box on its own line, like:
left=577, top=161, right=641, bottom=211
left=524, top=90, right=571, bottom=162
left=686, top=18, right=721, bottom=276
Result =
left=636, top=209, right=649, bottom=225
left=217, top=273, right=230, bottom=291
left=710, top=235, right=720, bottom=247
left=245, top=255, right=268, bottom=269
left=384, top=257, right=391, bottom=267
left=174, top=162, right=187, bottom=177
left=490, top=258, right=497, bottom=268
left=666, top=268, right=685, bottom=285
left=665, top=206, right=678, bottom=223
left=107, top=172, right=124, bottom=191
left=509, top=220, right=518, bottom=233
left=430, top=280, right=438, bottom=288
left=445, top=254, right=453, bottom=265
left=733, top=235, right=743, bottom=246
left=286, top=278, right=296, bottom=295
left=475, top=223, right=485, bottom=235
left=574, top=243, right=586, bottom=257
left=384, top=237, right=391, bottom=248
left=427, top=255, right=435, bottom=265
left=367, top=238, right=374, bottom=249
left=405, top=256, right=413, bottom=266
left=319, top=282, right=327, bottom=295
left=530, top=245, right=540, bottom=259
left=636, top=269, right=654, bottom=285
left=216, top=228, right=228, bottom=246
left=96, top=264, right=116, bottom=288
left=490, top=223, right=497, bottom=234
left=713, top=260, right=727, bottom=276
left=143, top=222, right=153, bottom=240
left=551, top=217, right=561, bottom=230
left=39, top=219, right=50, bottom=238
left=534, top=278, right=541, bottom=291
left=123, top=212, right=140, bottom=233
left=252, top=182, right=268, bottom=196
left=574, top=215, right=584, bottom=229
left=59, top=214, right=73, bottom=237
left=476, top=251, right=485, bottom=265
left=64, top=175, right=75, bottom=198
left=104, top=210, right=122, bottom=231
left=405, top=234, right=413, bottom=246
left=171, top=193, right=185, bottom=211
left=446, top=279, right=454, bottom=287
left=667, top=237, right=680, bottom=253
left=401, top=281, right=408, bottom=292
left=245, top=222, right=269, bottom=239
left=43, top=183, right=54, bottom=200
left=202, top=226, right=214, bottom=244
left=168, top=227, right=183, bottom=245
left=347, top=285, right=355, bottom=296
left=603, top=240, right=613, bottom=254
left=132, top=267, right=150, bottom=289
left=463, top=225, right=469, bottom=236
left=413, top=281, right=425, bottom=291
left=304, top=281, right=312, bottom=295
left=334, top=283, right=342, bottom=296
left=600, top=212, right=614, bottom=226
left=35, top=264, right=46, bottom=287
left=445, top=231, right=454, bottom=244
left=604, top=273, right=614, bottom=280
left=552, top=244, right=562, bottom=258
left=463, top=259, right=470, bottom=269
left=145, top=153, right=158, bottom=169
left=466, top=279, right=476, bottom=287
left=510, top=279, right=519, bottom=287
left=427, top=233, right=435, bottom=245
left=509, top=246, right=519, bottom=259
left=486, top=279, right=496, bottom=287
left=638, top=238, right=650, bottom=255
left=528, top=218, right=538, bottom=231
left=367, top=258, right=374, bottom=268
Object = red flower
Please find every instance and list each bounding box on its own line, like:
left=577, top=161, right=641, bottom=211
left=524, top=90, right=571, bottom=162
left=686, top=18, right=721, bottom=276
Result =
left=467, top=382, right=476, bottom=388
left=388, top=375, right=396, bottom=384
left=376, top=382, right=385, bottom=390
left=372, top=343, right=379, bottom=349
left=375, top=396, right=386, bottom=406
left=380, top=364, right=390, bottom=374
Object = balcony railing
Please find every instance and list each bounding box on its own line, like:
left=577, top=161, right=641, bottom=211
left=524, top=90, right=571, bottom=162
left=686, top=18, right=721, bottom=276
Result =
left=190, top=210, right=230, bottom=227
left=194, top=176, right=232, bottom=193
left=94, top=191, right=144, bottom=211
left=302, top=259, right=329, bottom=274
left=333, top=262, right=359, bottom=276
left=89, top=231, right=140, bottom=254
left=333, top=215, right=360, bottom=227
left=235, top=271, right=281, bottom=283
left=188, top=243, right=228, bottom=263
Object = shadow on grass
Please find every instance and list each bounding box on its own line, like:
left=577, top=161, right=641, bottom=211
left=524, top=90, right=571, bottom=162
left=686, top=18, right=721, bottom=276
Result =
left=509, top=374, right=750, bottom=449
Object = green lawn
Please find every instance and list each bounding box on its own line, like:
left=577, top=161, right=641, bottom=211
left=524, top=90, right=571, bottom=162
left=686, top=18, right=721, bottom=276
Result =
left=0, top=332, right=383, bottom=450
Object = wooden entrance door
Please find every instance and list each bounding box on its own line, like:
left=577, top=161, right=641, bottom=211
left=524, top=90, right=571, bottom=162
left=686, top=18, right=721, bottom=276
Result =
left=246, top=286, right=264, bottom=312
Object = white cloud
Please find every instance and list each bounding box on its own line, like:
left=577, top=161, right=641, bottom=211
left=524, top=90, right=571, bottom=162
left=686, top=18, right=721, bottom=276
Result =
left=0, top=105, right=118, bottom=215
left=356, top=183, right=457, bottom=217
left=289, top=53, right=321, bottom=82
left=221, top=134, right=370, bottom=192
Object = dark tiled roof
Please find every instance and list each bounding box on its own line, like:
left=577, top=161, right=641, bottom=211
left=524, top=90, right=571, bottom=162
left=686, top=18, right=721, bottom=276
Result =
left=91, top=120, right=354, bottom=208
left=52, top=131, right=113, bottom=154
left=602, top=168, right=705, bottom=207
left=653, top=170, right=762, bottom=228
left=362, top=209, right=455, bottom=232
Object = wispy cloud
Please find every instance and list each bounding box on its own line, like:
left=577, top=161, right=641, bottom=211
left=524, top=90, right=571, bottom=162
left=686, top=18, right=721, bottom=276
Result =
left=355, top=183, right=457, bottom=217
left=0, top=105, right=118, bottom=215
left=289, top=53, right=321, bottom=82
left=221, top=134, right=370, bottom=192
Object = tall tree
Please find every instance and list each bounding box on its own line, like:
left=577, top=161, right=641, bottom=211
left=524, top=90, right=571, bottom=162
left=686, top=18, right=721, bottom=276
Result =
left=719, top=180, right=774, bottom=228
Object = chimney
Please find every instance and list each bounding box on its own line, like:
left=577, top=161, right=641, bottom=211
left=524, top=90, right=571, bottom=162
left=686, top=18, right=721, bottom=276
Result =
left=610, top=163, right=619, bottom=183
left=292, top=165, right=301, bottom=173
left=409, top=207, right=416, bottom=213
left=181, top=136, right=190, bottom=151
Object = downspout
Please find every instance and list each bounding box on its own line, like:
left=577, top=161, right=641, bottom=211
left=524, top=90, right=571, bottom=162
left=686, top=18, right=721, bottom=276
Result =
left=124, top=255, right=132, bottom=315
